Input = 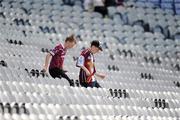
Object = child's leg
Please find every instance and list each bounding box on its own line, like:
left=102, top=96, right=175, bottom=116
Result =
left=49, top=68, right=73, bottom=86
left=58, top=69, right=74, bottom=86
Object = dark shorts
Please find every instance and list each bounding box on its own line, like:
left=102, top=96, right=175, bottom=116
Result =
left=49, top=68, right=73, bottom=86
left=49, top=68, right=65, bottom=78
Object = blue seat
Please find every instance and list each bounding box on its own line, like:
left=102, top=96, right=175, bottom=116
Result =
left=174, top=0, right=180, bottom=3
left=121, top=13, right=129, bottom=25
left=174, top=32, right=180, bottom=40
left=161, top=3, right=174, bottom=9
left=148, top=0, right=160, bottom=3
left=153, top=25, right=164, bottom=34
left=113, top=13, right=124, bottom=25
left=148, top=0, right=160, bottom=6
left=136, top=2, right=147, bottom=7
left=175, top=3, right=180, bottom=14
left=161, top=0, right=173, bottom=3
left=175, top=3, right=180, bottom=9
left=145, top=2, right=156, bottom=7
left=175, top=9, right=180, bottom=14
left=137, top=0, right=147, bottom=2
left=74, top=1, right=83, bottom=7
left=132, top=20, right=144, bottom=27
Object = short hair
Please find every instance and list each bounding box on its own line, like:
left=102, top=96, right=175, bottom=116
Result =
left=91, top=40, right=103, bottom=51
left=65, top=34, right=76, bottom=43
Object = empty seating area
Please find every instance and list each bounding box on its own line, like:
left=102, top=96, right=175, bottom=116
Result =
left=126, top=0, right=180, bottom=15
left=107, top=4, right=180, bottom=61
left=0, top=0, right=180, bottom=120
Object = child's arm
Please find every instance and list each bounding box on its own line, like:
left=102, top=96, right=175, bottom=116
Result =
left=95, top=72, right=106, bottom=79
left=43, top=53, right=52, bottom=72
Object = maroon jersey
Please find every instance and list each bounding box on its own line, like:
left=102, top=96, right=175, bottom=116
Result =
left=77, top=49, right=96, bottom=83
left=49, top=43, right=67, bottom=69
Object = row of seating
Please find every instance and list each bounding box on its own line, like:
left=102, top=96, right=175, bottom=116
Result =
left=0, top=113, right=178, bottom=120
left=134, top=0, right=180, bottom=15
left=108, top=4, right=180, bottom=39
left=0, top=7, right=179, bottom=61
left=0, top=102, right=29, bottom=115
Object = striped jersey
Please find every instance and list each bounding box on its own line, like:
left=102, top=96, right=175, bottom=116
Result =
left=77, top=48, right=96, bottom=83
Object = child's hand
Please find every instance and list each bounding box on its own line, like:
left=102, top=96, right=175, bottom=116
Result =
left=99, top=74, right=106, bottom=79
left=43, top=65, right=48, bottom=73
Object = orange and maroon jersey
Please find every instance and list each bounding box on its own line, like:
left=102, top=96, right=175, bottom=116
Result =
left=76, top=49, right=96, bottom=83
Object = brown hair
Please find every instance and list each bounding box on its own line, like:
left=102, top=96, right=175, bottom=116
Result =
left=65, top=34, right=76, bottom=43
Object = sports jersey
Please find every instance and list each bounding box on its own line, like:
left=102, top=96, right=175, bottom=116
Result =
left=77, top=48, right=96, bottom=83
left=49, top=43, right=67, bottom=69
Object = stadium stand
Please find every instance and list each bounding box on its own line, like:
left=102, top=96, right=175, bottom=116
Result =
left=0, top=0, right=180, bottom=120
left=131, top=0, right=180, bottom=15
